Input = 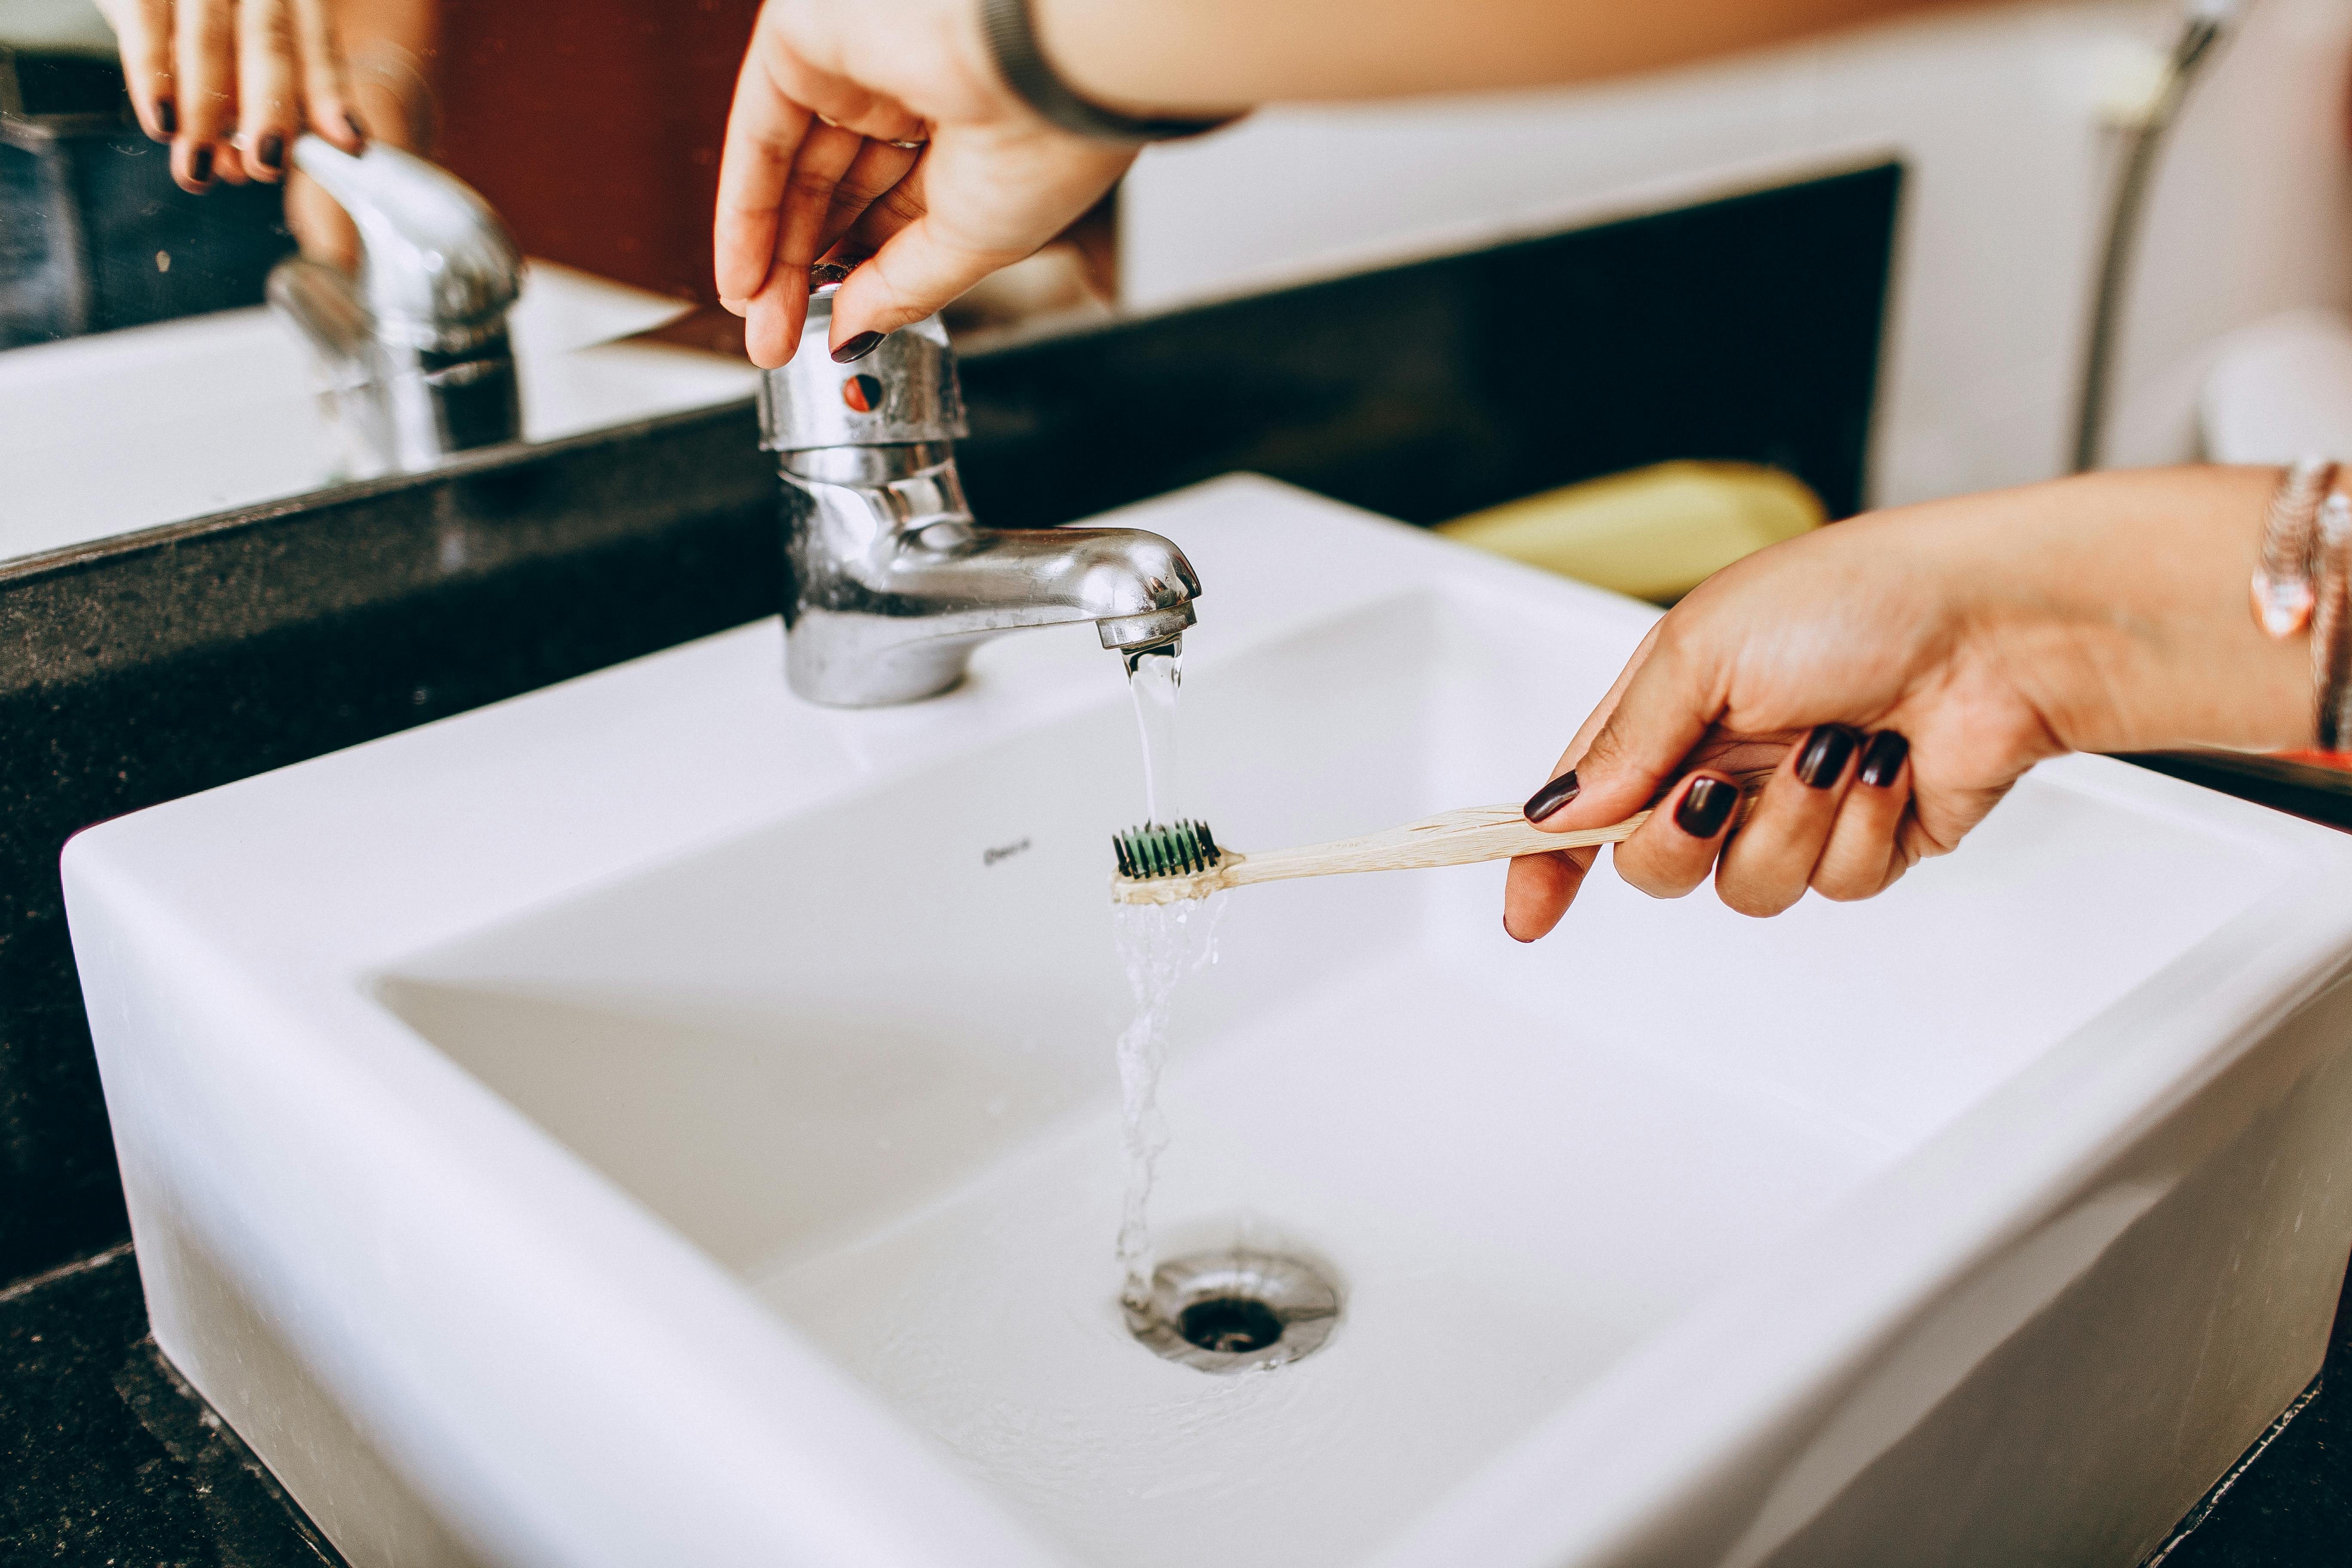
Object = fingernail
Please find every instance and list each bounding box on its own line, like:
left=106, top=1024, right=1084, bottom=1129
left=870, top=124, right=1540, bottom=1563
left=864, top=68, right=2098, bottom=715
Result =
left=1857, top=731, right=1910, bottom=789
left=189, top=145, right=213, bottom=186
left=1522, top=770, right=1580, bottom=823
left=1673, top=776, right=1737, bottom=838
left=831, top=331, right=885, bottom=364
left=257, top=133, right=284, bottom=173
left=344, top=113, right=368, bottom=147
left=1796, top=725, right=1858, bottom=790
left=155, top=98, right=177, bottom=138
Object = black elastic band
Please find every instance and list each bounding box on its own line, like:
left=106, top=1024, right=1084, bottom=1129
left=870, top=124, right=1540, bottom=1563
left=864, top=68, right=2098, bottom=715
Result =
left=978, top=0, right=1239, bottom=145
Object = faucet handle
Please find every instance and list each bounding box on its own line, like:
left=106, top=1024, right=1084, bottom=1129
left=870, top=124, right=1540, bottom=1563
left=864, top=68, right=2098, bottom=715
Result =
left=756, top=270, right=968, bottom=452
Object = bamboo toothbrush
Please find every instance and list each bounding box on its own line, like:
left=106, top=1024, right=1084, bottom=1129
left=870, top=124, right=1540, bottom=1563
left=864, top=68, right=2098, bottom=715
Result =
left=1110, top=805, right=1654, bottom=905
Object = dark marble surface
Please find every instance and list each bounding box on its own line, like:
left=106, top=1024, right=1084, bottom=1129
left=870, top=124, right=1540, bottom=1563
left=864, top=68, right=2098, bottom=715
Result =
left=1, top=1247, right=341, bottom=1566
left=2163, top=1302, right=2352, bottom=1568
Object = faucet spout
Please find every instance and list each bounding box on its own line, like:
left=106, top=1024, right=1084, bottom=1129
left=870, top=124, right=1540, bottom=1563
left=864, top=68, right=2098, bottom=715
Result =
left=760, top=266, right=1201, bottom=707
left=777, top=441, right=1198, bottom=705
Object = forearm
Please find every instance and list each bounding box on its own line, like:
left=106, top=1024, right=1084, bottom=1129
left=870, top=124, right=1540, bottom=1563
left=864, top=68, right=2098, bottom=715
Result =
left=1035, top=0, right=1968, bottom=114
left=1928, top=466, right=2311, bottom=757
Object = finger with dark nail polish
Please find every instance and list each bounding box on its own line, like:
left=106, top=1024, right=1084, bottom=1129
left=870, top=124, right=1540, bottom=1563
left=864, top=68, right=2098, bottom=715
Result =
left=831, top=331, right=885, bottom=364
left=156, top=99, right=177, bottom=138
left=1795, top=725, right=1858, bottom=789
left=189, top=145, right=214, bottom=187
left=1522, top=770, right=1580, bottom=823
left=1673, top=775, right=1737, bottom=838
left=1857, top=731, right=1910, bottom=789
left=257, top=134, right=284, bottom=173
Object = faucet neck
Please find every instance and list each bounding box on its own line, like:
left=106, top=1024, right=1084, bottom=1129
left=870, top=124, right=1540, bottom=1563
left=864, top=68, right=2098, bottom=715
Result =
left=778, top=441, right=957, bottom=486
left=782, top=444, right=976, bottom=578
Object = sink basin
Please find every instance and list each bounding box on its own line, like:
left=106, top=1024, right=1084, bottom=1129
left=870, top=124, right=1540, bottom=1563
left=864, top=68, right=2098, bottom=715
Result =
left=65, top=475, right=2352, bottom=1568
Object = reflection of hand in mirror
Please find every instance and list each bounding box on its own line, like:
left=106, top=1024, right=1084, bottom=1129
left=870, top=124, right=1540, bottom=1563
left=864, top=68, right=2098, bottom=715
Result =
left=715, top=0, right=1139, bottom=368
left=94, top=0, right=436, bottom=268
left=97, top=0, right=366, bottom=191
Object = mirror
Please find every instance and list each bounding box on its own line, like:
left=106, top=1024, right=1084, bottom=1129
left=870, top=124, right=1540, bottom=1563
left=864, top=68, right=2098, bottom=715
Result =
left=0, top=0, right=1116, bottom=566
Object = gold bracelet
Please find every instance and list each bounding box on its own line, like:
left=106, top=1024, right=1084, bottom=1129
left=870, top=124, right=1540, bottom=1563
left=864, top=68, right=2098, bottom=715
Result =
left=2253, top=456, right=2333, bottom=637
left=2245, top=458, right=2352, bottom=749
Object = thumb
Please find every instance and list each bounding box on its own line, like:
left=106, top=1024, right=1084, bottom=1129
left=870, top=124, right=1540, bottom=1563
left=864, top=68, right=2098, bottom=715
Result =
left=825, top=132, right=1132, bottom=350
left=1533, top=625, right=1721, bottom=833
left=826, top=214, right=1028, bottom=350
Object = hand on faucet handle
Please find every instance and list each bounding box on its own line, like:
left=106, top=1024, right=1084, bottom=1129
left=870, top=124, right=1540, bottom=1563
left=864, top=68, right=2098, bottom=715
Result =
left=715, top=0, right=1136, bottom=369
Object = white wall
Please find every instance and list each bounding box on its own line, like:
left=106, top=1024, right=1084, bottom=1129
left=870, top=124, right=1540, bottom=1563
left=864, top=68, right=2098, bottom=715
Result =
left=1119, top=0, right=2352, bottom=508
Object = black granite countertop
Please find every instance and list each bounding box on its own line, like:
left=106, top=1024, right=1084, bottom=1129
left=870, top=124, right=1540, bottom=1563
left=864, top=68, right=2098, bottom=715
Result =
left=2, top=1248, right=340, bottom=1567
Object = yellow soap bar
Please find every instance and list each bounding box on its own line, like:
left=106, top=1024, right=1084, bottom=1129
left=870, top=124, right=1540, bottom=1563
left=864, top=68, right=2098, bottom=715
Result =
left=1438, top=461, right=1826, bottom=604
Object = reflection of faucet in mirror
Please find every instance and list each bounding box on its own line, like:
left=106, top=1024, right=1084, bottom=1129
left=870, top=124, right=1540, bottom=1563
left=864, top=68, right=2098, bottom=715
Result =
left=761, top=263, right=1199, bottom=707
left=267, top=135, right=523, bottom=478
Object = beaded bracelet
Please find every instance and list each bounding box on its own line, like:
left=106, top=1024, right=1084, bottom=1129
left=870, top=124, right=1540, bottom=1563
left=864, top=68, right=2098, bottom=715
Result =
left=2252, top=457, right=2352, bottom=748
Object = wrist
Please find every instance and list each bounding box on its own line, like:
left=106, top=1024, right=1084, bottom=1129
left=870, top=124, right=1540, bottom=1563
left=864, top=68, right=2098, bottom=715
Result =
left=1983, top=467, right=2311, bottom=756
left=1017, top=0, right=1253, bottom=127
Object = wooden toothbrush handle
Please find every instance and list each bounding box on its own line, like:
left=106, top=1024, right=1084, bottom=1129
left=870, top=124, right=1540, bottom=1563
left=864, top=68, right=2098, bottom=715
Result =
left=1224, top=804, right=1653, bottom=890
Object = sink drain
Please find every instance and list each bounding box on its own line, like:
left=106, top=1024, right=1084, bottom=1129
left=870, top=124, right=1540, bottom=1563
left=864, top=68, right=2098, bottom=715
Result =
left=1125, top=1249, right=1341, bottom=1374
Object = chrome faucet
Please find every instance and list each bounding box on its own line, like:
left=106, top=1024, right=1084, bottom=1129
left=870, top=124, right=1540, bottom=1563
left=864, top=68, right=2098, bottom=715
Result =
left=759, top=265, right=1199, bottom=707
left=266, top=135, right=524, bottom=477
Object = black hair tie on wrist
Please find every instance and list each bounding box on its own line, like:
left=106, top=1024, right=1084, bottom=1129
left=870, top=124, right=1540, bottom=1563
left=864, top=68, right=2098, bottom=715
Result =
left=978, top=0, right=1242, bottom=144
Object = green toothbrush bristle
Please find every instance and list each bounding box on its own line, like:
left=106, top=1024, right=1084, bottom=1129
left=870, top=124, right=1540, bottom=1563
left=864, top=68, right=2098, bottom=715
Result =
left=1112, top=819, right=1222, bottom=880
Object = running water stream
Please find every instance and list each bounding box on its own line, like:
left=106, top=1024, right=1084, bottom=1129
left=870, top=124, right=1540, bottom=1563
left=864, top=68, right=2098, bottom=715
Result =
left=1127, top=642, right=1183, bottom=827
left=1112, top=896, right=1224, bottom=1309
left=1112, top=640, right=1220, bottom=1310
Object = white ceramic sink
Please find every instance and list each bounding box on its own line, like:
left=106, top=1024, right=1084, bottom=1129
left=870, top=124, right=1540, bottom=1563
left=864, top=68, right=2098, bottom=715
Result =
left=65, top=476, right=2352, bottom=1568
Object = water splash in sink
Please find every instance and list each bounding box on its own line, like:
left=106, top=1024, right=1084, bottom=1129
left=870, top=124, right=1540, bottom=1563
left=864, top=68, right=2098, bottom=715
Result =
left=1111, top=896, right=1225, bottom=1311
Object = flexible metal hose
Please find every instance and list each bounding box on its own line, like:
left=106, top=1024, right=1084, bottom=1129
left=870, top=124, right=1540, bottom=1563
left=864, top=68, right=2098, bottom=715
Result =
left=2071, top=4, right=2241, bottom=472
